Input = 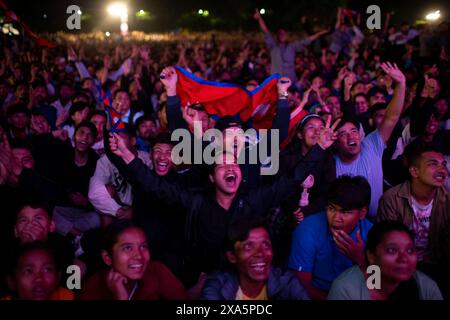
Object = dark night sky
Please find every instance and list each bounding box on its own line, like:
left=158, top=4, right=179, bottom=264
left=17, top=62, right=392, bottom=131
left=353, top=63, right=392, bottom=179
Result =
left=2, top=0, right=449, bottom=32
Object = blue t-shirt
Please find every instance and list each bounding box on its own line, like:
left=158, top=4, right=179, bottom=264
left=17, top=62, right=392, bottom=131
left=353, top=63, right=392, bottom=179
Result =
left=335, top=130, right=386, bottom=218
left=288, top=211, right=373, bottom=292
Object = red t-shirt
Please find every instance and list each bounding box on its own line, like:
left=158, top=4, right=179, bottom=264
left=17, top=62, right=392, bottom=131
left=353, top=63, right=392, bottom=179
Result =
left=77, top=261, right=188, bottom=300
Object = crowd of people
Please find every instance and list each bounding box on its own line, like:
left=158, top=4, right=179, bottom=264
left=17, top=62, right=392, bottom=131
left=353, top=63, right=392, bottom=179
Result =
left=0, top=7, right=449, bottom=301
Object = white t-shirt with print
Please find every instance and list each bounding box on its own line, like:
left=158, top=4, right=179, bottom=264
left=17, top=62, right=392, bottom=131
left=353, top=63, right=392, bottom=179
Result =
left=410, top=196, right=433, bottom=261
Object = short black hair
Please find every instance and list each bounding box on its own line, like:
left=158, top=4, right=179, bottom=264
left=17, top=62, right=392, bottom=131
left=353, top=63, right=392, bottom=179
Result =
left=81, top=77, right=93, bottom=87
left=406, top=144, right=442, bottom=168
left=335, top=115, right=360, bottom=131
left=6, top=241, right=61, bottom=276
left=365, top=220, right=414, bottom=255
left=73, top=90, right=90, bottom=102
left=9, top=139, right=34, bottom=153
left=68, top=102, right=90, bottom=124
left=354, top=93, right=368, bottom=101
left=14, top=197, right=53, bottom=220
left=135, top=115, right=156, bottom=129
left=89, top=109, right=107, bottom=121
left=369, top=103, right=387, bottom=117
left=351, top=81, right=364, bottom=91
left=113, top=88, right=129, bottom=100
left=74, top=120, right=97, bottom=138
left=31, top=80, right=46, bottom=90
left=367, top=86, right=387, bottom=99
left=227, top=216, right=270, bottom=252
left=57, top=80, right=73, bottom=92
left=327, top=175, right=371, bottom=210
left=14, top=81, right=28, bottom=91
left=6, top=103, right=30, bottom=118
left=153, top=131, right=175, bottom=147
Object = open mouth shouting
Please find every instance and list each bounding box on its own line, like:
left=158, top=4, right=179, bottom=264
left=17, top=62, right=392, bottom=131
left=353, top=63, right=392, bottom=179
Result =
left=155, top=160, right=170, bottom=174
left=224, top=171, right=238, bottom=187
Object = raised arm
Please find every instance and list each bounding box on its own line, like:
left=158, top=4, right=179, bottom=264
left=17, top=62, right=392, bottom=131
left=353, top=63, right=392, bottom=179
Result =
left=108, top=132, right=194, bottom=209
left=160, top=67, right=189, bottom=132
left=272, top=77, right=292, bottom=143
left=254, top=8, right=269, bottom=34
left=335, top=7, right=342, bottom=29
left=307, top=29, right=330, bottom=42
left=251, top=117, right=340, bottom=212
left=378, top=62, right=406, bottom=143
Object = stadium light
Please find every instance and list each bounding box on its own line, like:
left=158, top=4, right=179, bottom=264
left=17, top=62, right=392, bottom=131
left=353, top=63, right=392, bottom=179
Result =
left=107, top=3, right=128, bottom=36
left=107, top=3, right=128, bottom=17
left=425, top=10, right=441, bottom=21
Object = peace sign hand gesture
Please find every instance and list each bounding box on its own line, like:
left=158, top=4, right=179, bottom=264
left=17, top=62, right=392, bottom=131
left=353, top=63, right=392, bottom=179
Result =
left=317, top=116, right=341, bottom=150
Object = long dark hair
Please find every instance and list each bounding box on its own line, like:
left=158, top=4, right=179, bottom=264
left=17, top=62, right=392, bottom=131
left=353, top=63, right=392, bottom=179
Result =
left=365, top=221, right=419, bottom=300
left=101, top=220, right=143, bottom=254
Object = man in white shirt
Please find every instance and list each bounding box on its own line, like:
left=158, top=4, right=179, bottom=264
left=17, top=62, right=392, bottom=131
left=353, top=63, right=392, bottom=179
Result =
left=88, top=127, right=151, bottom=226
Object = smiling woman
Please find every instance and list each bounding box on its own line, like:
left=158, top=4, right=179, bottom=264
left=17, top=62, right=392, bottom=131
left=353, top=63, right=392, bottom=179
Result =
left=328, top=221, right=443, bottom=300
left=76, top=220, right=188, bottom=300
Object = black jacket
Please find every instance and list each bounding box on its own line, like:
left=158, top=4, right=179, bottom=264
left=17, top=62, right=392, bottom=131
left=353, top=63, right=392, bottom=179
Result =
left=120, top=144, right=327, bottom=285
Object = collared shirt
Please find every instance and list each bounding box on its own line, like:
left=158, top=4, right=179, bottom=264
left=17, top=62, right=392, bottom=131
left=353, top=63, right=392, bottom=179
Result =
left=288, top=211, right=373, bottom=292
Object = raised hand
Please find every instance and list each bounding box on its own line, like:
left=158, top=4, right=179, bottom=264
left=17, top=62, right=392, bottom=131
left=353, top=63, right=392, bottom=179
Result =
left=160, top=66, right=178, bottom=96
left=299, top=87, right=312, bottom=108
left=109, top=132, right=133, bottom=161
left=103, top=55, right=112, bottom=70
left=67, top=47, right=78, bottom=61
left=122, top=58, right=132, bottom=75
left=253, top=8, right=262, bottom=21
left=380, top=62, right=405, bottom=85
left=344, top=73, right=355, bottom=89
left=332, top=229, right=365, bottom=266
left=317, top=116, right=340, bottom=150
left=139, top=46, right=150, bottom=62
left=277, top=77, right=291, bottom=95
